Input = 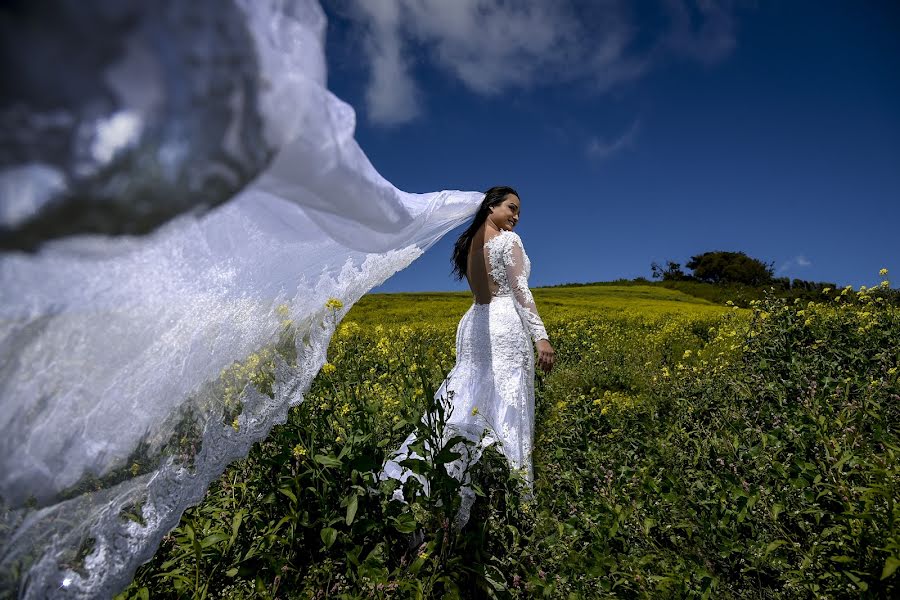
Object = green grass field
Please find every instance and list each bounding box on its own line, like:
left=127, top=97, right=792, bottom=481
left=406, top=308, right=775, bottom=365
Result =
left=347, top=284, right=731, bottom=327
left=122, top=282, right=899, bottom=599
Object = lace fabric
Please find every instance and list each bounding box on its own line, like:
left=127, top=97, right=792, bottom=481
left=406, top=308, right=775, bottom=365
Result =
left=0, top=1, right=485, bottom=596
left=485, top=230, right=549, bottom=343
left=381, top=231, right=547, bottom=527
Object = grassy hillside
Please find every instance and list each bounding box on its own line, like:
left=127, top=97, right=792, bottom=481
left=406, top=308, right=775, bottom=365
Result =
left=121, top=281, right=899, bottom=599
left=347, top=284, right=730, bottom=328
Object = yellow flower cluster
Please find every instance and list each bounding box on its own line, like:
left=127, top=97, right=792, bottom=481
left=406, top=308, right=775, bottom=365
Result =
left=325, top=297, right=344, bottom=311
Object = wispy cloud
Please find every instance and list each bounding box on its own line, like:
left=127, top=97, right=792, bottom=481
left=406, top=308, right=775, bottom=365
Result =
left=341, top=0, right=741, bottom=125
left=586, top=119, right=641, bottom=161
left=777, top=255, right=812, bottom=275
left=346, top=1, right=422, bottom=125
left=657, top=0, right=738, bottom=65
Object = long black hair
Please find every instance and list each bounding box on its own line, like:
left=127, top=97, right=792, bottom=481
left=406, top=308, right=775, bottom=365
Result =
left=451, top=186, right=519, bottom=280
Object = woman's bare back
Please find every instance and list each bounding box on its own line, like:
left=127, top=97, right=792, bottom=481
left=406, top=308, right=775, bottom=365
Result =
left=466, top=224, right=502, bottom=304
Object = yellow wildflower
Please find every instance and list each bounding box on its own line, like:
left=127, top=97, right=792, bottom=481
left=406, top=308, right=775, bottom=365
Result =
left=325, top=297, right=344, bottom=311
left=471, top=407, right=479, bottom=416
left=232, top=418, right=240, bottom=431
left=879, top=268, right=889, bottom=277
left=338, top=321, right=361, bottom=338
left=292, top=443, right=307, bottom=458
left=321, top=362, right=336, bottom=375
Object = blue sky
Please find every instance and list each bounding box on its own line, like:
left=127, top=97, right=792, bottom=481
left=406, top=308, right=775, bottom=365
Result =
left=321, top=1, right=900, bottom=293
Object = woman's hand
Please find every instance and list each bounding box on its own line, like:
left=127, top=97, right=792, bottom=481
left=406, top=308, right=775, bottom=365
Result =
left=536, top=339, right=555, bottom=374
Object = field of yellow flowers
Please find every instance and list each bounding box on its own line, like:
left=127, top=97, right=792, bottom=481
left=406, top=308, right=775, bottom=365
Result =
left=122, top=282, right=899, bottom=599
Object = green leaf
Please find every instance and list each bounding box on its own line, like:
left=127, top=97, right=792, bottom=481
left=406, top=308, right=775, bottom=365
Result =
left=278, top=487, right=297, bottom=503
left=200, top=533, right=230, bottom=548
left=399, top=458, right=430, bottom=476
left=320, top=527, right=337, bottom=548
left=882, top=556, right=900, bottom=580
left=433, top=447, right=462, bottom=465
left=842, top=570, right=868, bottom=591
left=409, top=554, right=426, bottom=574
left=229, top=510, right=244, bottom=549
left=483, top=565, right=507, bottom=591
left=136, top=587, right=150, bottom=600
left=345, top=494, right=358, bottom=526
left=443, top=435, right=470, bottom=450
left=314, top=454, right=343, bottom=468
left=770, top=503, right=784, bottom=520
left=225, top=567, right=239, bottom=577
left=392, top=512, right=417, bottom=534
left=765, top=540, right=787, bottom=555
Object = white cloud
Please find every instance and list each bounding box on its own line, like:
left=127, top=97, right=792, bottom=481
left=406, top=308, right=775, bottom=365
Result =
left=777, top=255, right=812, bottom=275
left=586, top=119, right=641, bottom=161
left=347, top=1, right=422, bottom=125
left=342, top=0, right=741, bottom=125
left=658, top=0, right=738, bottom=65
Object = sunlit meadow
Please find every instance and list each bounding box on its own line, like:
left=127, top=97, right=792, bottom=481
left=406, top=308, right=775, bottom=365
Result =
left=120, top=279, right=898, bottom=599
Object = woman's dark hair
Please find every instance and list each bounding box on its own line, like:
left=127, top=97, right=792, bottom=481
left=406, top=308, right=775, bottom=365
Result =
left=451, top=186, right=519, bottom=280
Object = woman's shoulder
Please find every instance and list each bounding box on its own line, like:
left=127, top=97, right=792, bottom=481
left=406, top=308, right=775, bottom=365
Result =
left=492, top=229, right=523, bottom=245
left=486, top=231, right=525, bottom=266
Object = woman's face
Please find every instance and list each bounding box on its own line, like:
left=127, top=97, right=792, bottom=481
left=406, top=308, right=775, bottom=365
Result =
left=488, top=194, right=520, bottom=232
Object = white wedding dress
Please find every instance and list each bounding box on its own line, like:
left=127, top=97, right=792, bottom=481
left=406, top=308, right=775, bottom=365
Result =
left=381, top=229, right=548, bottom=524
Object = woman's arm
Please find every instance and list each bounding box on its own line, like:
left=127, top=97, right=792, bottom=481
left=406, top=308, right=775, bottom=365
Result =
left=504, top=236, right=555, bottom=372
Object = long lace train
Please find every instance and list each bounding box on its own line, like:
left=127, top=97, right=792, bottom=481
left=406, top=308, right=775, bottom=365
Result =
left=0, top=1, right=483, bottom=596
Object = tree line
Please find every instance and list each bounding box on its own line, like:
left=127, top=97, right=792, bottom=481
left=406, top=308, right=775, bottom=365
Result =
left=650, top=251, right=835, bottom=291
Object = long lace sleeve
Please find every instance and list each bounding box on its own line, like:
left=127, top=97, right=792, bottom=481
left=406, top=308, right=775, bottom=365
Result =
left=502, top=234, right=549, bottom=343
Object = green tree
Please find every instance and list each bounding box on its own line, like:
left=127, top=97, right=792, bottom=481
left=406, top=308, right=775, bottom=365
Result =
left=650, top=260, right=689, bottom=281
left=685, top=251, right=773, bottom=286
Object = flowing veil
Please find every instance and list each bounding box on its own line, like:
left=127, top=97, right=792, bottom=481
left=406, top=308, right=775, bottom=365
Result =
left=0, top=1, right=481, bottom=597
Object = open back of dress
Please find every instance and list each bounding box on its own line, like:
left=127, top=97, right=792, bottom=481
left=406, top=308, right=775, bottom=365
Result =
left=465, top=227, right=499, bottom=303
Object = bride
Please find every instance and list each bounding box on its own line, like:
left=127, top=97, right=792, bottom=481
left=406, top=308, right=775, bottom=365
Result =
left=382, top=186, right=555, bottom=516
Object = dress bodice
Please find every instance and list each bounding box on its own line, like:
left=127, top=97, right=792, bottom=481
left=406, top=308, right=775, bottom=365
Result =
left=484, top=230, right=548, bottom=343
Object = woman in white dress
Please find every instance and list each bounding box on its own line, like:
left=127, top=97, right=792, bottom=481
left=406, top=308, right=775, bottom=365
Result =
left=382, top=187, right=554, bottom=517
